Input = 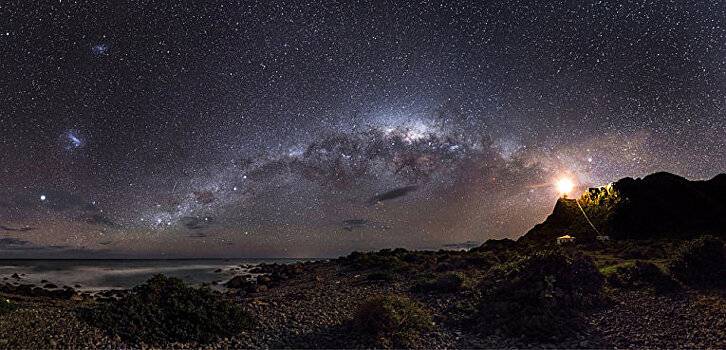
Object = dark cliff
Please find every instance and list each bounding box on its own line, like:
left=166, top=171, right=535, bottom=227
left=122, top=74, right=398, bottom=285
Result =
left=519, top=172, right=726, bottom=243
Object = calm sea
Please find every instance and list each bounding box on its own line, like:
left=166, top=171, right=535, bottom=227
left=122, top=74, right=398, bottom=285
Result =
left=0, top=259, right=308, bottom=291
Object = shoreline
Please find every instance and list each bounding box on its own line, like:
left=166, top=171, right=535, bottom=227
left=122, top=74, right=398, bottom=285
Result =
left=0, top=258, right=307, bottom=292
left=0, top=240, right=724, bottom=348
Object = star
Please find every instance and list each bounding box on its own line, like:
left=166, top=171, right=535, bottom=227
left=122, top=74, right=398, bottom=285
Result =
left=2, top=1, right=725, bottom=258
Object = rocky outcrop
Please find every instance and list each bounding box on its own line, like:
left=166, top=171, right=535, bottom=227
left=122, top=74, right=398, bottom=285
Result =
left=520, top=172, right=726, bottom=242
left=525, top=199, right=581, bottom=242
left=471, top=238, right=518, bottom=252
left=1, top=283, right=80, bottom=300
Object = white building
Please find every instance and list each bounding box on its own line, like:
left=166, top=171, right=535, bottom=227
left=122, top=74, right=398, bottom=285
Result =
left=556, top=235, right=575, bottom=245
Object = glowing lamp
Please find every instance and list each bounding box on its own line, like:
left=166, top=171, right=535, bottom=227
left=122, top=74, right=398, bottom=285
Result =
left=555, top=178, right=575, bottom=197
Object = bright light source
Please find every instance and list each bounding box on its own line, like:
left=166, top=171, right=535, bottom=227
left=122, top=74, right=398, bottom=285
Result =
left=39, top=195, right=47, bottom=201
left=555, top=178, right=575, bottom=196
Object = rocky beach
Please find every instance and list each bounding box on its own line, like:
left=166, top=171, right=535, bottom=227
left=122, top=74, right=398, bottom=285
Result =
left=0, top=239, right=724, bottom=349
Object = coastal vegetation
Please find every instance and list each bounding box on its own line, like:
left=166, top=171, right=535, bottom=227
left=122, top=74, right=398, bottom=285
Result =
left=81, top=274, right=251, bottom=345
left=352, top=294, right=433, bottom=348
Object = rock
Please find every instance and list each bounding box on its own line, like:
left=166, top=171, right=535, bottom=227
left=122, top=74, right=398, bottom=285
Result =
left=44, top=283, right=58, bottom=289
left=257, top=276, right=273, bottom=285
left=11, top=273, right=20, bottom=279
left=225, top=275, right=253, bottom=289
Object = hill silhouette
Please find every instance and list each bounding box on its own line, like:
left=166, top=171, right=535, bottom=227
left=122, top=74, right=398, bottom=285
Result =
left=520, top=172, right=726, bottom=243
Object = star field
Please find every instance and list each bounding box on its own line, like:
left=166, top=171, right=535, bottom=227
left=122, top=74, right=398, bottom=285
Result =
left=0, top=1, right=725, bottom=258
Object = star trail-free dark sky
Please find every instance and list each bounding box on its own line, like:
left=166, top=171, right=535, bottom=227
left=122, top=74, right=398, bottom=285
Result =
left=1, top=1, right=725, bottom=258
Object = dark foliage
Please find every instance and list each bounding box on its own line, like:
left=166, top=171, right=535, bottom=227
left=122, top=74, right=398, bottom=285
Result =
left=475, top=250, right=604, bottom=340
left=462, top=251, right=502, bottom=268
left=669, top=236, right=726, bottom=288
left=352, top=294, right=433, bottom=348
left=435, top=250, right=502, bottom=271
left=0, top=298, right=18, bottom=314
left=341, top=249, right=410, bottom=271
left=82, top=274, right=252, bottom=345
left=609, top=174, right=726, bottom=239
left=612, top=240, right=673, bottom=260
left=607, top=261, right=679, bottom=292
left=411, top=272, right=468, bottom=293
left=521, top=173, right=726, bottom=243
left=367, top=271, right=395, bottom=281
left=341, top=248, right=502, bottom=275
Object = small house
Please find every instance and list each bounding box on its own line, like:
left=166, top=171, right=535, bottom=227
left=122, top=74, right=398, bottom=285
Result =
left=596, top=235, right=610, bottom=242
left=556, top=235, right=575, bottom=245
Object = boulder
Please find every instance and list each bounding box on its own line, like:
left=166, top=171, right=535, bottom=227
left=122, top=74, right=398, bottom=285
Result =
left=257, top=276, right=273, bottom=285
left=225, top=276, right=253, bottom=289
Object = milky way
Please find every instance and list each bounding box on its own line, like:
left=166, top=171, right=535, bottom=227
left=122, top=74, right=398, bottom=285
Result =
left=1, top=1, right=724, bottom=257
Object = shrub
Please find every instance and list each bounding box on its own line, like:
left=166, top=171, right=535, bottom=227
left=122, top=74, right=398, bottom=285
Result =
left=599, top=261, right=636, bottom=278
left=342, top=251, right=408, bottom=271
left=83, top=274, right=252, bottom=344
left=353, top=294, right=433, bottom=348
left=463, top=251, right=501, bottom=269
left=669, top=236, right=726, bottom=288
left=475, top=250, right=604, bottom=341
left=620, top=246, right=648, bottom=259
left=0, top=298, right=17, bottom=314
left=367, top=271, right=395, bottom=282
left=608, top=261, right=679, bottom=292
left=411, top=272, right=468, bottom=293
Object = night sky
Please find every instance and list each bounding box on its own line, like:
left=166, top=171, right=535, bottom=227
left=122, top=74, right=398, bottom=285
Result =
left=1, top=1, right=724, bottom=258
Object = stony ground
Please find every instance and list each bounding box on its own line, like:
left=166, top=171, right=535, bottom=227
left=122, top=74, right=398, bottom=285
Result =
left=589, top=289, right=726, bottom=349
left=0, top=296, right=115, bottom=349
left=0, top=261, right=724, bottom=349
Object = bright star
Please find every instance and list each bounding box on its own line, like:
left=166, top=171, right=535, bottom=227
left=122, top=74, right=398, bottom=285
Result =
left=40, top=195, right=46, bottom=201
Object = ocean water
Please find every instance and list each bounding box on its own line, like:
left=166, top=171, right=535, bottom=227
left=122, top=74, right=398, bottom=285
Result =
left=0, top=259, right=305, bottom=291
